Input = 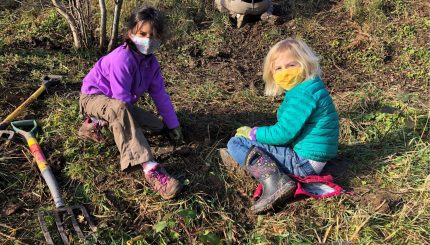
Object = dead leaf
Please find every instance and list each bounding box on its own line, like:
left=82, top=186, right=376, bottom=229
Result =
left=1, top=203, right=22, bottom=216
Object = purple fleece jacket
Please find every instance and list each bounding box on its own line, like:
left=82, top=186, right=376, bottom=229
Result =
left=81, top=43, right=179, bottom=129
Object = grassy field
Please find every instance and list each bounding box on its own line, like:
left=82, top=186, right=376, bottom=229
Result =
left=0, top=0, right=429, bottom=244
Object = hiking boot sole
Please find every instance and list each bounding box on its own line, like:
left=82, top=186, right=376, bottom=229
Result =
left=219, top=148, right=247, bottom=176
left=159, top=180, right=183, bottom=200
left=78, top=127, right=106, bottom=143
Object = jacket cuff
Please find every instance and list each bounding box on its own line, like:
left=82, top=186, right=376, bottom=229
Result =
left=164, top=117, right=180, bottom=129
left=250, top=127, right=258, bottom=141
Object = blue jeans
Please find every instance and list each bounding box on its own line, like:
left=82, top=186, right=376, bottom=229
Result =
left=227, top=136, right=316, bottom=177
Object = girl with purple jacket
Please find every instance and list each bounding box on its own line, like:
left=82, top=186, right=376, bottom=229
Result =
left=79, top=7, right=182, bottom=199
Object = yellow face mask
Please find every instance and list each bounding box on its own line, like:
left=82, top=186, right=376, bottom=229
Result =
left=273, top=67, right=304, bottom=90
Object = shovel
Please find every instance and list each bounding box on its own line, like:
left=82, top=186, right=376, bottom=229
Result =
left=0, top=75, right=63, bottom=130
left=11, top=119, right=97, bottom=244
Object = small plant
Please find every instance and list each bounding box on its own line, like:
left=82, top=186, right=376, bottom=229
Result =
left=151, top=208, right=220, bottom=243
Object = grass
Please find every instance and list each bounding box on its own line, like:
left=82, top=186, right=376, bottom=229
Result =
left=0, top=0, right=429, bottom=243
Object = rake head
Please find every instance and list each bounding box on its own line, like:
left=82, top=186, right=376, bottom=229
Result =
left=0, top=130, right=15, bottom=145
left=37, top=205, right=97, bottom=245
left=0, top=130, right=14, bottom=143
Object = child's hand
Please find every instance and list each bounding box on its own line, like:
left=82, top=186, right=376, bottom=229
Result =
left=235, top=126, right=252, bottom=139
left=169, top=127, right=185, bottom=145
left=235, top=126, right=258, bottom=140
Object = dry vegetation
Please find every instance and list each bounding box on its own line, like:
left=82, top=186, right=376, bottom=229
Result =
left=0, top=0, right=429, bottom=243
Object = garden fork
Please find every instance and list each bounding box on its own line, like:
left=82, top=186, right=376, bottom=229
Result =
left=11, top=119, right=97, bottom=244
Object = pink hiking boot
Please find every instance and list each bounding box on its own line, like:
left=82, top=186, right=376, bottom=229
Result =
left=144, top=164, right=182, bottom=200
left=78, top=117, right=106, bottom=143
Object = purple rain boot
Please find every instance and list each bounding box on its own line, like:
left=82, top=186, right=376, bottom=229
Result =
left=245, top=146, right=296, bottom=214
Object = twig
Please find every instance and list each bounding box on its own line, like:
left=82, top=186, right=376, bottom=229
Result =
left=178, top=218, right=194, bottom=245
left=351, top=200, right=387, bottom=241
left=322, top=224, right=333, bottom=243
left=420, top=109, right=430, bottom=139
left=0, top=231, right=16, bottom=241
left=0, top=223, right=15, bottom=230
left=0, top=230, right=29, bottom=245
left=385, top=190, right=429, bottom=194
left=384, top=227, right=402, bottom=242
left=126, top=235, right=143, bottom=245
left=335, top=215, right=340, bottom=239
left=314, top=228, right=322, bottom=243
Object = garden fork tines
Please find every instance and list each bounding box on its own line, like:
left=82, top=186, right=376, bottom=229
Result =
left=37, top=205, right=97, bottom=245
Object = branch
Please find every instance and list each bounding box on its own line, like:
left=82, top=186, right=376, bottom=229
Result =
left=51, top=0, right=82, bottom=48
left=108, top=0, right=123, bottom=51
left=98, top=0, right=107, bottom=50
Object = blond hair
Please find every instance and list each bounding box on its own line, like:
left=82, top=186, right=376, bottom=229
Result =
left=263, top=38, right=321, bottom=96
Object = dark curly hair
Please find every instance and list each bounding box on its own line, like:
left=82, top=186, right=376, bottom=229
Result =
left=123, top=6, right=167, bottom=44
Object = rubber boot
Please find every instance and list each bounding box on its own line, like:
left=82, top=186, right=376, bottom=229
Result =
left=245, top=146, right=296, bottom=214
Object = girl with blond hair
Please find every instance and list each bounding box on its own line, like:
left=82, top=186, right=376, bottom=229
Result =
left=220, top=38, right=339, bottom=214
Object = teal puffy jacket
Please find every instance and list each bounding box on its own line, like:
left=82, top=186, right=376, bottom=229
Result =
left=256, top=77, right=339, bottom=162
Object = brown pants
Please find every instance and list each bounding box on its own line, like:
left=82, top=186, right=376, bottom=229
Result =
left=79, top=93, right=164, bottom=171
